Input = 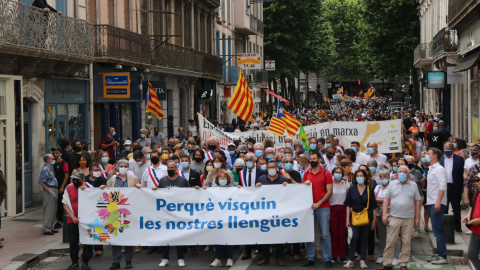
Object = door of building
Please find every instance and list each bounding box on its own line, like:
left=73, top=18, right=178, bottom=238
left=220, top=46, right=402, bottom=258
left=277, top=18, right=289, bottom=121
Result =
left=23, top=99, right=32, bottom=208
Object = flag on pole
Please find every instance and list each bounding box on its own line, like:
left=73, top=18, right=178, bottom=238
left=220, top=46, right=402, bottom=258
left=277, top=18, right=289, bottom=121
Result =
left=337, top=86, right=344, bottom=94
left=228, top=71, right=254, bottom=123
left=146, top=82, right=164, bottom=120
left=283, top=112, right=301, bottom=138
left=268, top=117, right=286, bottom=136
left=298, top=124, right=310, bottom=151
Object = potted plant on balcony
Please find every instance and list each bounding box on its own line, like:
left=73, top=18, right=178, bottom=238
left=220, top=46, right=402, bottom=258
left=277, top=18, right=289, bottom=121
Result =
left=444, top=31, right=458, bottom=52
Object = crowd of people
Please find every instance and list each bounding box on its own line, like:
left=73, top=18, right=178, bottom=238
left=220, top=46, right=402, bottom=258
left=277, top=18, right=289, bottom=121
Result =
left=30, top=102, right=480, bottom=270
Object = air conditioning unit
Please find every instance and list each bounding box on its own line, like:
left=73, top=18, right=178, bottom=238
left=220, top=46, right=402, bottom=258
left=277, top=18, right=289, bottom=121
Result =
left=248, top=74, right=254, bottom=82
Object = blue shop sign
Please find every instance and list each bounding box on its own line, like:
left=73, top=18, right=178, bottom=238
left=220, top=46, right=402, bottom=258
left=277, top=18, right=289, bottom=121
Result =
left=427, top=71, right=446, bottom=89
left=45, top=77, right=88, bottom=103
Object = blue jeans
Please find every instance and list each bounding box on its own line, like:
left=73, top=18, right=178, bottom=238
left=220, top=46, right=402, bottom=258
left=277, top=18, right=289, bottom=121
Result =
left=306, top=207, right=332, bottom=261
left=163, top=246, right=184, bottom=260
left=428, top=204, right=447, bottom=259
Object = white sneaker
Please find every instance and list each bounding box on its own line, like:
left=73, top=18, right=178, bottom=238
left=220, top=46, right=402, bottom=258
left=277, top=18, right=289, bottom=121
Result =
left=466, top=230, right=472, bottom=235
left=376, top=257, right=383, bottom=264
left=159, top=259, right=169, bottom=267
left=392, top=258, right=399, bottom=266
left=226, top=259, right=234, bottom=267
left=204, top=245, right=211, bottom=252
left=210, top=259, right=221, bottom=267
left=431, top=257, right=447, bottom=265
left=427, top=255, right=439, bottom=262
left=178, top=259, right=185, bottom=267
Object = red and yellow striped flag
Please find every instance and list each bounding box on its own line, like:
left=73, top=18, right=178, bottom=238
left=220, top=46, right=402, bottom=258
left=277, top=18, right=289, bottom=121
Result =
left=228, top=71, right=254, bottom=123
left=268, top=117, right=287, bottom=136
left=146, top=82, right=164, bottom=120
left=283, top=112, right=301, bottom=138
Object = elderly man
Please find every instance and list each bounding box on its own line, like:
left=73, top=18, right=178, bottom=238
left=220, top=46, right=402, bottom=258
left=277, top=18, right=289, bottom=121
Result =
left=204, top=137, right=232, bottom=168
left=38, top=154, right=59, bottom=235
left=265, top=147, right=275, bottom=162
left=137, top=129, right=151, bottom=148
left=101, top=160, right=140, bottom=269
left=440, top=142, right=464, bottom=232
left=284, top=137, right=294, bottom=148
left=254, top=142, right=265, bottom=159
left=365, top=142, right=389, bottom=170
left=426, top=148, right=448, bottom=265
left=379, top=166, right=421, bottom=270
left=294, top=140, right=306, bottom=159
left=101, top=127, right=118, bottom=159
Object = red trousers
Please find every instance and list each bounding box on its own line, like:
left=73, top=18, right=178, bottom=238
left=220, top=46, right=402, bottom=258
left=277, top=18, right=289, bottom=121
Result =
left=330, top=205, right=347, bottom=258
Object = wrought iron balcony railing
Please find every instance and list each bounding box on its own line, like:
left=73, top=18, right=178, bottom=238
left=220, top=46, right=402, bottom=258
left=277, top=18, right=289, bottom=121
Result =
left=203, top=53, right=223, bottom=78
left=0, top=0, right=94, bottom=62
left=250, top=16, right=264, bottom=35
left=94, top=25, right=151, bottom=66
left=432, top=27, right=458, bottom=58
left=413, top=43, right=432, bottom=65
left=151, top=41, right=203, bottom=72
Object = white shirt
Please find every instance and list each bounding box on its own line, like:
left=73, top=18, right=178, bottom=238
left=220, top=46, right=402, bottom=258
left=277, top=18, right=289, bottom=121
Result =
left=443, top=155, right=454, bottom=184
left=352, top=162, right=360, bottom=173
left=330, top=180, right=350, bottom=205
left=356, top=152, right=368, bottom=165
left=141, top=164, right=168, bottom=188
left=366, top=153, right=389, bottom=170
left=375, top=185, right=388, bottom=216
left=323, top=154, right=337, bottom=173
left=426, top=162, right=448, bottom=206
left=130, top=160, right=151, bottom=180
left=244, top=167, right=256, bottom=187
left=187, top=125, right=197, bottom=137
left=464, top=158, right=480, bottom=171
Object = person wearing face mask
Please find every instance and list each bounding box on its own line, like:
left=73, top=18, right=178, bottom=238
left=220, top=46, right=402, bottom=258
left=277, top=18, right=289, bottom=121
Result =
left=189, top=149, right=206, bottom=174
left=256, top=157, right=267, bottom=171
left=129, top=150, right=151, bottom=180
left=157, top=161, right=190, bottom=268
left=71, top=140, right=93, bottom=170
left=62, top=172, right=94, bottom=270
left=119, top=140, right=133, bottom=157
left=302, top=152, right=333, bottom=268
left=51, top=148, right=70, bottom=230
left=365, top=142, right=389, bottom=170
left=351, top=141, right=367, bottom=165
left=179, top=155, right=201, bottom=188
left=204, top=137, right=232, bottom=169
left=100, top=127, right=118, bottom=159
left=255, top=160, right=289, bottom=266
left=282, top=155, right=301, bottom=184
left=264, top=147, right=275, bottom=162
left=100, top=159, right=140, bottom=269
left=38, top=154, right=59, bottom=235
left=246, top=138, right=256, bottom=153
left=307, top=137, right=320, bottom=159
left=343, top=169, right=377, bottom=269
left=366, top=160, right=379, bottom=187
left=98, top=151, right=115, bottom=179
left=204, top=156, right=232, bottom=187
left=323, top=146, right=337, bottom=173
left=231, top=158, right=245, bottom=185
left=439, top=142, right=464, bottom=232
left=166, top=138, right=176, bottom=149
left=425, top=123, right=447, bottom=152
left=200, top=160, right=214, bottom=186
left=150, top=127, right=165, bottom=148
left=71, top=155, right=90, bottom=181
left=138, top=150, right=167, bottom=189
left=137, top=129, right=151, bottom=148
left=226, top=143, right=238, bottom=165
left=175, top=127, right=189, bottom=141
left=329, top=166, right=350, bottom=264
left=378, top=166, right=421, bottom=270
left=404, top=155, right=425, bottom=236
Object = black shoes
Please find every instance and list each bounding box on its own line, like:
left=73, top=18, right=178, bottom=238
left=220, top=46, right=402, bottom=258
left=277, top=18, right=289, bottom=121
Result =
left=54, top=222, right=63, bottom=229
left=81, top=261, right=91, bottom=270
left=109, top=263, right=120, bottom=269
left=43, top=231, right=55, bottom=235
left=241, top=253, right=252, bottom=260
left=52, top=230, right=59, bottom=233
left=302, top=260, right=315, bottom=267
left=326, top=261, right=332, bottom=268
left=125, top=261, right=132, bottom=269
left=66, top=263, right=79, bottom=270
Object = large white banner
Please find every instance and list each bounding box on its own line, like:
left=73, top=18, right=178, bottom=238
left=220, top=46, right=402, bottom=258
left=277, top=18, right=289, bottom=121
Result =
left=198, top=114, right=403, bottom=153
left=79, top=185, right=314, bottom=246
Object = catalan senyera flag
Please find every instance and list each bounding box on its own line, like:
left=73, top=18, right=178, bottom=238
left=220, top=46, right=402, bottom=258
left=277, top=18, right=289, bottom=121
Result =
left=146, top=82, right=164, bottom=120
left=283, top=111, right=301, bottom=138
left=268, top=117, right=287, bottom=136
left=228, top=71, right=254, bottom=123
left=323, top=96, right=328, bottom=102
left=337, top=86, right=344, bottom=94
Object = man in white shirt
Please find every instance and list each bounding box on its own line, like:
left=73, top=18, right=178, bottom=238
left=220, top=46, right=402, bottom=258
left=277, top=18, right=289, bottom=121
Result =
left=464, top=144, right=479, bottom=178
left=139, top=150, right=167, bottom=188
left=426, top=148, right=448, bottom=265
left=365, top=142, right=389, bottom=170
left=351, top=141, right=367, bottom=165
left=322, top=146, right=337, bottom=173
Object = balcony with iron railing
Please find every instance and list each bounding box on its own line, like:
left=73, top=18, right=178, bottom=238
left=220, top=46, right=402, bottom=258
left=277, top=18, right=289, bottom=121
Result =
left=94, top=25, right=151, bottom=67
left=431, top=28, right=458, bottom=59
left=413, top=42, right=432, bottom=69
left=0, top=0, right=94, bottom=63
left=250, top=16, right=264, bottom=35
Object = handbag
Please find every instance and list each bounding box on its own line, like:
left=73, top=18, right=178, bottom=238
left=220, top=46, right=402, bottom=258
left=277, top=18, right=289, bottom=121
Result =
left=351, top=185, right=370, bottom=226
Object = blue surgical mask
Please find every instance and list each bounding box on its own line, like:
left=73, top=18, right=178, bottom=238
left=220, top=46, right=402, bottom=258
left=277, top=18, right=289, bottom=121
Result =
left=392, top=167, right=398, bottom=173
left=181, top=162, right=189, bottom=169
left=277, top=163, right=284, bottom=169
left=452, top=143, right=457, bottom=148
left=369, top=166, right=376, bottom=173
left=444, top=150, right=452, bottom=157
left=367, top=147, right=374, bottom=154
left=246, top=162, right=254, bottom=169
left=229, top=151, right=236, bottom=155
left=146, top=154, right=151, bottom=160
left=284, top=163, right=293, bottom=170
left=267, top=154, right=274, bottom=160
left=380, top=179, right=389, bottom=186
left=255, top=150, right=263, bottom=157
left=183, top=149, right=189, bottom=155
left=424, top=156, right=431, bottom=163
left=218, top=179, right=228, bottom=186
left=176, top=163, right=180, bottom=168
left=398, top=172, right=407, bottom=182
left=310, top=144, right=317, bottom=150
left=101, top=157, right=109, bottom=163
left=433, top=127, right=439, bottom=132
left=112, top=131, right=116, bottom=136
left=50, top=160, right=56, bottom=166
left=356, top=177, right=365, bottom=184
left=351, top=147, right=357, bottom=153
left=334, top=173, right=342, bottom=180
left=325, top=143, right=332, bottom=148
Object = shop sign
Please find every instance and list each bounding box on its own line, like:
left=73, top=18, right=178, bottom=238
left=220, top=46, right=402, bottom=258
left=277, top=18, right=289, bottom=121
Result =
left=264, top=60, right=275, bottom=71
left=103, top=73, right=130, bottom=98
left=427, top=71, right=446, bottom=89
left=447, top=66, right=464, bottom=84
left=200, top=89, right=213, bottom=99
left=149, top=81, right=167, bottom=100
left=46, top=78, right=87, bottom=104
left=237, top=53, right=262, bottom=70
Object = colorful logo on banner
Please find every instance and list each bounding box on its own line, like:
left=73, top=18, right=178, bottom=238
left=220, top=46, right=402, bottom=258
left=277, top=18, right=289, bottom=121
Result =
left=103, top=73, right=130, bottom=98
left=87, top=190, right=131, bottom=242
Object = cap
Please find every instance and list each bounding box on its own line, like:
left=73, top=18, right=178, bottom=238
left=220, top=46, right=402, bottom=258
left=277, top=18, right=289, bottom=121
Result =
left=81, top=140, right=89, bottom=145
left=71, top=172, right=85, bottom=180
left=228, top=143, right=236, bottom=147
left=124, top=140, right=132, bottom=145
left=51, top=147, right=62, bottom=153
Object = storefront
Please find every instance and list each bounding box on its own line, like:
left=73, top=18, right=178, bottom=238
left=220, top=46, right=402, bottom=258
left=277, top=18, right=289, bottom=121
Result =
left=93, top=64, right=142, bottom=148
left=195, top=78, right=217, bottom=122
left=44, top=78, right=89, bottom=151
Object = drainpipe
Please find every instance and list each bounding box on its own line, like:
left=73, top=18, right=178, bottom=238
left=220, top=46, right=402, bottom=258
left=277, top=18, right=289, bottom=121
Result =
left=89, top=63, right=94, bottom=150
left=467, top=71, right=471, bottom=142
left=191, top=0, right=194, bottom=49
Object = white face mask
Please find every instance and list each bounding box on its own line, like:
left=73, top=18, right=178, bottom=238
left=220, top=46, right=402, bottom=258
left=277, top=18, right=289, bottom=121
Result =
left=125, top=147, right=131, bottom=151
left=213, top=163, right=222, bottom=169
left=119, top=167, right=128, bottom=175
left=92, top=171, right=101, bottom=178
left=261, top=164, right=267, bottom=170
left=136, top=161, right=143, bottom=166
left=140, top=134, right=146, bottom=138
left=268, top=169, right=277, bottom=176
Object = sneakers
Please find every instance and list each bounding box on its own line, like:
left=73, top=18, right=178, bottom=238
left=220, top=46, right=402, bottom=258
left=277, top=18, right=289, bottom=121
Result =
left=431, top=257, right=447, bottom=265
left=178, top=259, right=185, bottom=267
left=343, top=260, right=354, bottom=268
left=360, top=260, right=368, bottom=269
left=376, top=257, right=383, bottom=264
left=392, top=258, right=399, bottom=266
left=466, top=230, right=472, bottom=235
left=159, top=259, right=169, bottom=267
left=427, top=255, right=439, bottom=262
left=210, top=259, right=222, bottom=267
left=226, top=259, right=234, bottom=267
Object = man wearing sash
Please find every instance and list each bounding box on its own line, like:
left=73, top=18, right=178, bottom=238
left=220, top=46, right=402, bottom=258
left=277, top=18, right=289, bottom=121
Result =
left=140, top=150, right=167, bottom=189
left=204, top=137, right=232, bottom=168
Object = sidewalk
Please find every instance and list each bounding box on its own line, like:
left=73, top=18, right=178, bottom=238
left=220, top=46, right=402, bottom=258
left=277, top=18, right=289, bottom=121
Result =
left=0, top=208, right=66, bottom=269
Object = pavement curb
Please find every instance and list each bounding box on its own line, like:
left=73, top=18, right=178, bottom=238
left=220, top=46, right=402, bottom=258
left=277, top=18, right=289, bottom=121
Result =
left=4, top=239, right=70, bottom=270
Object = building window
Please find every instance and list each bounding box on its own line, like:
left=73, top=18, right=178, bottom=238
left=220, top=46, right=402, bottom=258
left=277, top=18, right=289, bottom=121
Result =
left=227, top=0, right=230, bottom=23
left=0, top=80, right=5, bottom=115
left=221, top=0, right=225, bottom=19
